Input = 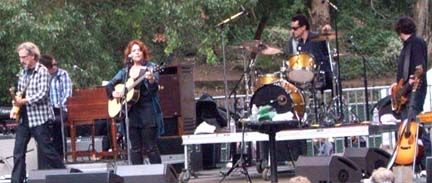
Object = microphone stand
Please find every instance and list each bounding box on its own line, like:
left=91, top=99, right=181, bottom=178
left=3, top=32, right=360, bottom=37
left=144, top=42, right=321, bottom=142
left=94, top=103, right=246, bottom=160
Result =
left=217, top=7, right=247, bottom=133
left=56, top=76, right=67, bottom=163
left=123, top=64, right=132, bottom=165
left=348, top=41, right=375, bottom=121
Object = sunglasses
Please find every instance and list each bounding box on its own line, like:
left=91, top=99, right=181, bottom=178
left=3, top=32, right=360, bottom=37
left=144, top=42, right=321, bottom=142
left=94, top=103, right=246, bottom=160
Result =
left=291, top=26, right=302, bottom=31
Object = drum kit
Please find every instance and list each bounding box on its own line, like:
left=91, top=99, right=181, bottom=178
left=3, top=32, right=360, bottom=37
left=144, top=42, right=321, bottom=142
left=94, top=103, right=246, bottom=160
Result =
left=241, top=33, right=358, bottom=127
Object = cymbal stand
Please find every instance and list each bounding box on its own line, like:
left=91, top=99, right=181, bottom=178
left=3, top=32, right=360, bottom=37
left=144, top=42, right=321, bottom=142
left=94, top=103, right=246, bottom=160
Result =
left=219, top=121, right=252, bottom=183
left=245, top=56, right=256, bottom=109
left=327, top=1, right=344, bottom=122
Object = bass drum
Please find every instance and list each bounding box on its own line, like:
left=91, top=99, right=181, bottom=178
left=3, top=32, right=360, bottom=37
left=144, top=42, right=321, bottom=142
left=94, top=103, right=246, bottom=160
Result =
left=250, top=80, right=305, bottom=120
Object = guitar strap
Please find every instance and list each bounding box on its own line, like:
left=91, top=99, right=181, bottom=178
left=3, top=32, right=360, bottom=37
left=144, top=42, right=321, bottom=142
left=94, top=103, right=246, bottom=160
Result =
left=402, top=43, right=412, bottom=81
left=21, top=66, right=38, bottom=98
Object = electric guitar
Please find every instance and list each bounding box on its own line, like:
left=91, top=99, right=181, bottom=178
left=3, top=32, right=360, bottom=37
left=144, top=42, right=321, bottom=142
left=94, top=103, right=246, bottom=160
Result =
left=390, top=65, right=423, bottom=114
left=387, top=65, right=423, bottom=168
left=9, top=87, right=24, bottom=123
left=108, top=64, right=164, bottom=118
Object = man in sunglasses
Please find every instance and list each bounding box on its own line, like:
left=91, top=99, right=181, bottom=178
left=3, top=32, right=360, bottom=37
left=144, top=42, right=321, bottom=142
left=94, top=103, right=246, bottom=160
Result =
left=284, top=14, right=333, bottom=93
left=39, top=54, right=73, bottom=166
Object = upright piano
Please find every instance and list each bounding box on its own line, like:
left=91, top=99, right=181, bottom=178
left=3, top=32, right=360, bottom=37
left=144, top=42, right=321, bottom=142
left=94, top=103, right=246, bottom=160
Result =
left=66, top=86, right=118, bottom=162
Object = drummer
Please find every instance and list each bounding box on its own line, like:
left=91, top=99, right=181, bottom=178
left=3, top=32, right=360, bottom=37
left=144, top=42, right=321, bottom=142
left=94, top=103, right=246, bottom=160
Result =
left=283, top=14, right=333, bottom=93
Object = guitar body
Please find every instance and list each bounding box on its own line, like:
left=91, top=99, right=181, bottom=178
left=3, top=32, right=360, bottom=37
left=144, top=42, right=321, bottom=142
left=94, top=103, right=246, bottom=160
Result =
left=10, top=92, right=23, bottom=122
left=9, top=87, right=23, bottom=123
left=107, top=78, right=141, bottom=118
left=394, top=121, right=422, bottom=165
left=387, top=65, right=424, bottom=168
left=390, top=79, right=408, bottom=114
left=107, top=63, right=165, bottom=118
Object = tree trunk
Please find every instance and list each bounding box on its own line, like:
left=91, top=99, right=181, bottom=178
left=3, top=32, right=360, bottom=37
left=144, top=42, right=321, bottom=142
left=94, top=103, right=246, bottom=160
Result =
left=310, top=0, right=330, bottom=32
left=412, top=0, right=431, bottom=63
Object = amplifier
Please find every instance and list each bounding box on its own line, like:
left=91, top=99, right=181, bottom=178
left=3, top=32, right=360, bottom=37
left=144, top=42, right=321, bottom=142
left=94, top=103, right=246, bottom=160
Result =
left=66, top=136, right=108, bottom=153
left=0, top=107, right=11, bottom=120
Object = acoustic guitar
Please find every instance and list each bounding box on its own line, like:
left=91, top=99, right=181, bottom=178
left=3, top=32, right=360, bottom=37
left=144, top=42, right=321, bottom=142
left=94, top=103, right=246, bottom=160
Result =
left=9, top=87, right=23, bottom=123
left=108, top=64, right=164, bottom=118
left=390, top=65, right=423, bottom=114
left=387, top=65, right=423, bottom=168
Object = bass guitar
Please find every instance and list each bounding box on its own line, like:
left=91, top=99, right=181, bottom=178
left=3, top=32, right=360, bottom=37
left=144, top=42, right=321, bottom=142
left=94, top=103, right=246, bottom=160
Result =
left=387, top=65, right=423, bottom=168
left=108, top=64, right=164, bottom=118
left=9, top=87, right=24, bottom=123
left=390, top=65, right=423, bottom=114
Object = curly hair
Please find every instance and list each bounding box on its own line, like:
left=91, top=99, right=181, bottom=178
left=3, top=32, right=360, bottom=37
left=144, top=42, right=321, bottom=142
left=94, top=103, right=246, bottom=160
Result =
left=394, top=16, right=416, bottom=35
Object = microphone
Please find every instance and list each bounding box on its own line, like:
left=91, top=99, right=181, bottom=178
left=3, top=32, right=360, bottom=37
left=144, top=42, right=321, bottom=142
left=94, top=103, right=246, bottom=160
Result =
left=216, top=5, right=248, bottom=27
left=346, top=35, right=359, bottom=50
left=127, top=54, right=133, bottom=64
left=73, top=65, right=84, bottom=72
left=322, top=0, right=339, bottom=11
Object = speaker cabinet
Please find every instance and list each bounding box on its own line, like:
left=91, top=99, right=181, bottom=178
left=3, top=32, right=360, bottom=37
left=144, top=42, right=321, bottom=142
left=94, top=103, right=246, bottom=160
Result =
left=343, top=147, right=390, bottom=177
left=116, top=164, right=178, bottom=183
left=28, top=169, right=70, bottom=183
left=427, top=156, right=432, bottom=183
left=296, top=155, right=362, bottom=183
left=46, top=172, right=123, bottom=183
left=159, top=64, right=196, bottom=136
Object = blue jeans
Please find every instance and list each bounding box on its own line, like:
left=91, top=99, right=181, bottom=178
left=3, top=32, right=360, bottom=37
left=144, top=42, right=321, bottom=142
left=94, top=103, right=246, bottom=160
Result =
left=11, top=121, right=65, bottom=183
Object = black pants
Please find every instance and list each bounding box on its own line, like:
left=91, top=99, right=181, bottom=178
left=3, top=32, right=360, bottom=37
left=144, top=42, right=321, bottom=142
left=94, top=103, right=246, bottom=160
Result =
left=129, top=126, right=161, bottom=164
left=11, top=119, right=65, bottom=183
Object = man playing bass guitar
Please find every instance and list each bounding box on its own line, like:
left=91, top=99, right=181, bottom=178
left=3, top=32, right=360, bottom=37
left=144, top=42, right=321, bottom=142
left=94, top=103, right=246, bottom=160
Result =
left=390, top=16, right=430, bottom=169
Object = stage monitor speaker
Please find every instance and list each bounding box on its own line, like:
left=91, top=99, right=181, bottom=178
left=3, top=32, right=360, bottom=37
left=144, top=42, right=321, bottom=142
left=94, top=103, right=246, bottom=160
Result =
left=427, top=156, right=432, bottom=183
left=343, top=147, right=390, bottom=177
left=296, top=155, right=362, bottom=183
left=46, top=172, right=123, bottom=183
left=28, top=169, right=70, bottom=183
left=116, top=164, right=178, bottom=183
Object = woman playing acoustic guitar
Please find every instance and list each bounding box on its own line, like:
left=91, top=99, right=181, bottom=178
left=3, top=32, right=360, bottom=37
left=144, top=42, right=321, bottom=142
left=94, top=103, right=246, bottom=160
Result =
left=106, top=39, right=164, bottom=164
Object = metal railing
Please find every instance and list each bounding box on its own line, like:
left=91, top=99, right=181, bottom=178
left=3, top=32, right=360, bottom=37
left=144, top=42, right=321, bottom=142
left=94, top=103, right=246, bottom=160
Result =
left=197, top=85, right=432, bottom=122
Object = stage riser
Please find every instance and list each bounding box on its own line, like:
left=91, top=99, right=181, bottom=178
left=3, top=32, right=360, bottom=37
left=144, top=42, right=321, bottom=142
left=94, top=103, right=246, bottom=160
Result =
left=116, top=164, right=178, bottom=183
left=0, top=138, right=38, bottom=176
left=46, top=172, right=123, bottom=183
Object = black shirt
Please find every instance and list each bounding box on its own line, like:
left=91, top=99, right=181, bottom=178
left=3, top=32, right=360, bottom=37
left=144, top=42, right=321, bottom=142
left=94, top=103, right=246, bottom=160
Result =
left=396, top=34, right=428, bottom=112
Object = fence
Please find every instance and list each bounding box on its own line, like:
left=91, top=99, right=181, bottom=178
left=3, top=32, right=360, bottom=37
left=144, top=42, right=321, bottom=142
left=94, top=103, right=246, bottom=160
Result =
left=199, top=85, right=432, bottom=122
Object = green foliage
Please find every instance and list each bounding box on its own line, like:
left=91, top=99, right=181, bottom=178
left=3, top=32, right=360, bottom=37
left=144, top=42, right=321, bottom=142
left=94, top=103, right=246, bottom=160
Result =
left=0, top=0, right=422, bottom=105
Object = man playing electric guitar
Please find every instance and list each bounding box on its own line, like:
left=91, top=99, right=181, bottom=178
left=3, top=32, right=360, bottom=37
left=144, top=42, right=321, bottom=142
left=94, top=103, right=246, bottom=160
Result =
left=390, top=16, right=429, bottom=170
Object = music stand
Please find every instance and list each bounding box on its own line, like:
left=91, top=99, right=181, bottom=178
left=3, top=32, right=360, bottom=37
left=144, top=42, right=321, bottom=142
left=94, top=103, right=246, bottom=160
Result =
left=246, top=120, right=299, bottom=183
left=219, top=120, right=252, bottom=183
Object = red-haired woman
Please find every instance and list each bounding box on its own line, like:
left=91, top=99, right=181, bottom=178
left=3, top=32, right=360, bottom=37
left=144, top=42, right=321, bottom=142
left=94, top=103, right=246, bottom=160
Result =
left=106, top=39, right=164, bottom=164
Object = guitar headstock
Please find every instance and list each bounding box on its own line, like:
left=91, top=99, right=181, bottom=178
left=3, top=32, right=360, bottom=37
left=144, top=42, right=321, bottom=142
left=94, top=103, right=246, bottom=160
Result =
left=154, top=62, right=165, bottom=73
left=9, top=87, right=16, bottom=96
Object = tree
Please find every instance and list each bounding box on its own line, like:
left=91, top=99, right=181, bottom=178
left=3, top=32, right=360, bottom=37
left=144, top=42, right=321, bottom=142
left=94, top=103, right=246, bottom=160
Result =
left=310, top=0, right=330, bottom=31
left=412, top=0, right=431, bottom=62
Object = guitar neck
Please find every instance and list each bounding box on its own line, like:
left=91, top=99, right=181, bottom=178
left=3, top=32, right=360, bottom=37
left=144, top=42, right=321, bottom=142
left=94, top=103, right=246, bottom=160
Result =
left=126, top=66, right=163, bottom=92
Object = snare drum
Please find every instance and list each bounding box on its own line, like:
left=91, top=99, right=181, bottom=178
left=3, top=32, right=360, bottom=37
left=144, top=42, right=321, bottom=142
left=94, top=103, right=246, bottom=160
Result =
left=256, top=73, right=280, bottom=88
left=251, top=80, right=305, bottom=119
left=286, top=52, right=315, bottom=83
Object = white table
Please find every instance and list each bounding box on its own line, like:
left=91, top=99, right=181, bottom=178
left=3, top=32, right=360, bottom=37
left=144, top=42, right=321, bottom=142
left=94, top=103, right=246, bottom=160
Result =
left=180, top=124, right=396, bottom=181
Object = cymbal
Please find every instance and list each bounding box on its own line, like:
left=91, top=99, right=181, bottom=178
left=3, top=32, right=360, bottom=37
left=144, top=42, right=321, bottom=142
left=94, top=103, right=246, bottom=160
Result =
left=311, top=32, right=337, bottom=41
left=242, top=40, right=283, bottom=55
